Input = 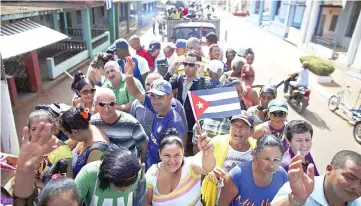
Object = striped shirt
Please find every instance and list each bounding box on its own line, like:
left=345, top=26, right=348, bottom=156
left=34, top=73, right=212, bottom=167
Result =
left=146, top=158, right=201, bottom=206
left=90, top=112, right=148, bottom=156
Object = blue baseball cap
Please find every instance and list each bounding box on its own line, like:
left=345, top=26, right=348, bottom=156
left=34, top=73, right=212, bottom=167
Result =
left=231, top=110, right=254, bottom=128
left=148, top=41, right=161, bottom=53
left=108, top=38, right=129, bottom=51
left=175, top=39, right=187, bottom=49
left=147, top=79, right=172, bottom=96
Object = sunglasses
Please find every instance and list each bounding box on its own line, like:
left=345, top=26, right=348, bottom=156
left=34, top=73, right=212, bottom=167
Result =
left=80, top=88, right=96, bottom=95
left=182, top=62, right=196, bottom=67
left=97, top=101, right=115, bottom=107
left=270, top=111, right=287, bottom=118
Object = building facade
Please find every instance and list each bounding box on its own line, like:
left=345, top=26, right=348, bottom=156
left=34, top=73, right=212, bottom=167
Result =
left=249, top=0, right=361, bottom=69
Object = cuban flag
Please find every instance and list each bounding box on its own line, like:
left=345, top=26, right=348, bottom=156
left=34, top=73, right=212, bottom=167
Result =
left=188, top=87, right=241, bottom=120
left=105, top=0, right=113, bottom=10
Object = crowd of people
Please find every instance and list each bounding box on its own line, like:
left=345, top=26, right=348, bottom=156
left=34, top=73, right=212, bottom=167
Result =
left=7, top=30, right=361, bottom=206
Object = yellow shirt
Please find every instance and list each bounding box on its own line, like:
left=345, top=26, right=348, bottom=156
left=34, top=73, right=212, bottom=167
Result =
left=38, top=145, right=72, bottom=174
left=201, top=135, right=256, bottom=206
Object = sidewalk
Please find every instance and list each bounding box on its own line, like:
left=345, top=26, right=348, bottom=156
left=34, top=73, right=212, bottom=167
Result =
left=217, top=8, right=361, bottom=108
left=12, top=24, right=153, bottom=140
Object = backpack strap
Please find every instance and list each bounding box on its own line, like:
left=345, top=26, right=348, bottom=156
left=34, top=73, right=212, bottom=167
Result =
left=88, top=142, right=108, bottom=154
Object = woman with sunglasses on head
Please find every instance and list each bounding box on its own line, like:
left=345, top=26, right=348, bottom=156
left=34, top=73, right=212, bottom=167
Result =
left=86, top=52, right=114, bottom=87
left=253, top=99, right=289, bottom=152
left=59, top=106, right=109, bottom=177
left=72, top=73, right=97, bottom=115
left=247, top=85, right=277, bottom=127
left=219, top=134, right=288, bottom=206
left=145, top=129, right=215, bottom=206
left=13, top=122, right=81, bottom=206
left=74, top=144, right=146, bottom=206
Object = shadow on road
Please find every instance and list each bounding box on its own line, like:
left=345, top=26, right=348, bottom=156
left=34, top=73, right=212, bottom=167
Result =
left=301, top=109, right=331, bottom=131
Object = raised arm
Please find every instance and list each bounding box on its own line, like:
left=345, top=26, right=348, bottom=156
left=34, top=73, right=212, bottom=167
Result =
left=14, top=123, right=57, bottom=199
left=191, top=133, right=216, bottom=175
left=124, top=57, right=146, bottom=103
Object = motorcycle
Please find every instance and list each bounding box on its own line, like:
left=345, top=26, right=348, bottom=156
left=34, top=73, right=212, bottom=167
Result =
left=281, top=73, right=311, bottom=114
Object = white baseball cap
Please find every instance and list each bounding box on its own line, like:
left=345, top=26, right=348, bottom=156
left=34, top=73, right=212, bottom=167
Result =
left=207, top=60, right=224, bottom=75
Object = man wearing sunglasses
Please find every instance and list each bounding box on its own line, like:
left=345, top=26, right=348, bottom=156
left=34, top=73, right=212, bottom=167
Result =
left=90, top=88, right=148, bottom=163
left=253, top=99, right=289, bottom=152
left=124, top=57, right=185, bottom=170
left=102, top=61, right=145, bottom=113
left=169, top=51, right=211, bottom=155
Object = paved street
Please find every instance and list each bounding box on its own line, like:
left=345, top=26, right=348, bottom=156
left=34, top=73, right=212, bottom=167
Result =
left=215, top=9, right=361, bottom=173
left=12, top=10, right=361, bottom=175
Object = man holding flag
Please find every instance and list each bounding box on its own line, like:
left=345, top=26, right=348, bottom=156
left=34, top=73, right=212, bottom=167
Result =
left=170, top=50, right=210, bottom=155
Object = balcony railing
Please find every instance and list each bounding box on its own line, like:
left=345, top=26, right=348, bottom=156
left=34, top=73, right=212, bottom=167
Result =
left=66, top=28, right=107, bottom=38
left=67, top=28, right=83, bottom=37
left=92, top=35, right=108, bottom=49
left=52, top=40, right=87, bottom=65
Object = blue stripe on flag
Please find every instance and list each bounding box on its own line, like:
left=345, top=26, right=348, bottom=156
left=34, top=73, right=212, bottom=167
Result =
left=209, top=97, right=240, bottom=107
left=191, top=86, right=236, bottom=96
left=200, top=109, right=241, bottom=119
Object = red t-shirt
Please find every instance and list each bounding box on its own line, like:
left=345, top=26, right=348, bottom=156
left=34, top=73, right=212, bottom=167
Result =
left=182, top=8, right=188, bottom=16
left=137, top=47, right=155, bottom=71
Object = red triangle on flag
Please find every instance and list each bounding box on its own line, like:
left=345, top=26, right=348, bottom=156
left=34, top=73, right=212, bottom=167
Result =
left=190, top=92, right=210, bottom=119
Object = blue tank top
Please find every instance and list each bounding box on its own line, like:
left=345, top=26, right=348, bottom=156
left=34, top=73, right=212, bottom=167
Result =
left=72, top=141, right=108, bottom=177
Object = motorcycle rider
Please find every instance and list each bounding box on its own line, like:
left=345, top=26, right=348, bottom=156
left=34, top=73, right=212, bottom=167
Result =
left=284, top=61, right=310, bottom=97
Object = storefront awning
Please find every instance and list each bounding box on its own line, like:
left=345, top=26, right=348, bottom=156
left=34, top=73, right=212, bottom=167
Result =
left=0, top=19, right=68, bottom=59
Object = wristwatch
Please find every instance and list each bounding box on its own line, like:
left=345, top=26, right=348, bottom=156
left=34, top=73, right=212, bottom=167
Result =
left=288, top=193, right=306, bottom=206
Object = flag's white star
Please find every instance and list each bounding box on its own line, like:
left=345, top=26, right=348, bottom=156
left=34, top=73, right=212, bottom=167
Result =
left=197, top=101, right=204, bottom=109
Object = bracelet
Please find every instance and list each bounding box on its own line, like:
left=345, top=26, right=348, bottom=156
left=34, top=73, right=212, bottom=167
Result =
left=288, top=192, right=306, bottom=206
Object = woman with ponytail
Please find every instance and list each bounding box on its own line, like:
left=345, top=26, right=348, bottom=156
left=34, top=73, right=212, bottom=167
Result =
left=59, top=106, right=109, bottom=177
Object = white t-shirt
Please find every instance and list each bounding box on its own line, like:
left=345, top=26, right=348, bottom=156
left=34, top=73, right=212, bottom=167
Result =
left=216, top=146, right=253, bottom=203
left=130, top=54, right=150, bottom=75
left=296, top=68, right=309, bottom=87
left=167, top=52, right=178, bottom=72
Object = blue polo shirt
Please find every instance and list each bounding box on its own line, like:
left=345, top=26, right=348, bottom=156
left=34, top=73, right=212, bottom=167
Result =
left=117, top=57, right=145, bottom=88
left=143, top=95, right=185, bottom=171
